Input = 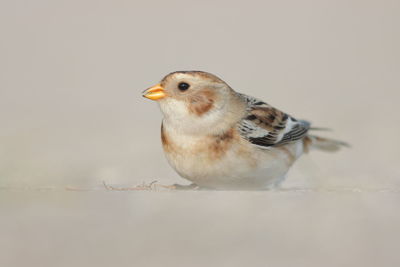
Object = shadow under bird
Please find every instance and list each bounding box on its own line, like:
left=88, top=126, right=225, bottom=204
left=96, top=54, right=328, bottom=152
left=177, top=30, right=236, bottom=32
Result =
left=143, top=71, right=347, bottom=190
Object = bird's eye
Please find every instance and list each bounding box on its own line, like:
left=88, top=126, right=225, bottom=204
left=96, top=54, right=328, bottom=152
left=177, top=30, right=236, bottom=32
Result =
left=178, top=82, right=190, bottom=91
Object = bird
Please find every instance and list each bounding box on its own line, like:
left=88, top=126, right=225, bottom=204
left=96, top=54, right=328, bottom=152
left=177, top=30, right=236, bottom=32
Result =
left=142, top=71, right=347, bottom=190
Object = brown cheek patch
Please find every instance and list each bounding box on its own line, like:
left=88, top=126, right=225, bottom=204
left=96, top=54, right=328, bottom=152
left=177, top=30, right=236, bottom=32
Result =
left=188, top=90, right=215, bottom=116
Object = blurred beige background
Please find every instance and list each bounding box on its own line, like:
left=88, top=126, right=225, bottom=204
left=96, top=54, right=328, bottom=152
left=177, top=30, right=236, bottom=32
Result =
left=1, top=0, right=400, bottom=266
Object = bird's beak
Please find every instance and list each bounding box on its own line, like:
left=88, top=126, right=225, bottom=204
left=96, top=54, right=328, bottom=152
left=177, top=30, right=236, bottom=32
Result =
left=142, top=84, right=166, bottom=101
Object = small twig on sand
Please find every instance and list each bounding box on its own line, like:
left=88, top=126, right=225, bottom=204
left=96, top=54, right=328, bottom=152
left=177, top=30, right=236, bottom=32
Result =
left=102, top=180, right=176, bottom=191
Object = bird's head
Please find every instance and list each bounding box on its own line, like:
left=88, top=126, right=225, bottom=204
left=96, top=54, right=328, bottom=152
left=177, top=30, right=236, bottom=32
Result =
left=143, top=71, right=245, bottom=134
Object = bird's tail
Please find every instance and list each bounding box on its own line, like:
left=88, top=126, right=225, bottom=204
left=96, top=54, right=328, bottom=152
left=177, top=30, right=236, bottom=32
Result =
left=303, top=135, right=349, bottom=153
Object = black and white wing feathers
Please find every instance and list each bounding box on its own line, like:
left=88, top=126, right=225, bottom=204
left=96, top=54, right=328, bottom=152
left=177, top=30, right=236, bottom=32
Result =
left=237, top=94, right=310, bottom=148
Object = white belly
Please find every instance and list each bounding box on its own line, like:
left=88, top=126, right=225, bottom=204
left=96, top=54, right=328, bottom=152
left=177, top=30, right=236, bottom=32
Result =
left=162, top=124, right=304, bottom=190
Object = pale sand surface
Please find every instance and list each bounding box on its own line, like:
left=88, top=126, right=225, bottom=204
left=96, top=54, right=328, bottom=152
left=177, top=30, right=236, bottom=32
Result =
left=1, top=189, right=399, bottom=267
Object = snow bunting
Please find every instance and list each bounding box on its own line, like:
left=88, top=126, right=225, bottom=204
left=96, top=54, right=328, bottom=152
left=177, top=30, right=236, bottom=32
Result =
left=143, top=71, right=347, bottom=190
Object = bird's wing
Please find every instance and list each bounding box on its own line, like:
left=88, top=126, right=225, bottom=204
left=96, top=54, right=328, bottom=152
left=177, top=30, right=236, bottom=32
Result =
left=237, top=93, right=311, bottom=148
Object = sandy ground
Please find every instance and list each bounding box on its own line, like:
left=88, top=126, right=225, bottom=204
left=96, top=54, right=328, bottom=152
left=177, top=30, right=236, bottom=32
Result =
left=1, top=188, right=400, bottom=267
left=1, top=0, right=400, bottom=266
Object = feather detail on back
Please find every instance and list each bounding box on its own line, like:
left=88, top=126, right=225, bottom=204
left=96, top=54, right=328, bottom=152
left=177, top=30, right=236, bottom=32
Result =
left=237, top=93, right=310, bottom=148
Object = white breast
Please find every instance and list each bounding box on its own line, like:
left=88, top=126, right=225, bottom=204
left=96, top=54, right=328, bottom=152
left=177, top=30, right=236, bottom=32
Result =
left=161, top=122, right=305, bottom=190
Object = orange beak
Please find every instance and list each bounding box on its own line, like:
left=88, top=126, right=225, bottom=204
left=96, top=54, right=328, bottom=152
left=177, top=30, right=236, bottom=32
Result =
left=142, top=84, right=166, bottom=101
